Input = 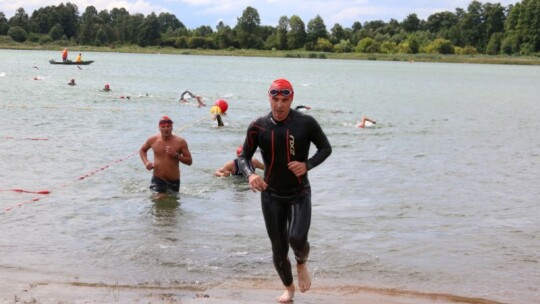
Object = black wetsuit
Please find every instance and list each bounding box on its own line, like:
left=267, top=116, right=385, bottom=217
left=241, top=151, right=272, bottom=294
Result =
left=238, top=109, right=332, bottom=286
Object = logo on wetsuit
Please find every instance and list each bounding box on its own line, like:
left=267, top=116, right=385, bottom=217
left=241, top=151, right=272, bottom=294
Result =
left=289, top=134, right=295, bottom=156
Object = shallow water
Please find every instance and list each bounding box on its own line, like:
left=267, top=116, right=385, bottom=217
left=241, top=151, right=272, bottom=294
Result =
left=1, top=49, right=539, bottom=303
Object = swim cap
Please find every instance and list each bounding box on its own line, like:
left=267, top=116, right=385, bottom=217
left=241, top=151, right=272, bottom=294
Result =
left=105, top=84, right=110, bottom=89
left=159, top=115, right=173, bottom=125
left=269, top=78, right=294, bottom=98
left=236, top=146, right=243, bottom=157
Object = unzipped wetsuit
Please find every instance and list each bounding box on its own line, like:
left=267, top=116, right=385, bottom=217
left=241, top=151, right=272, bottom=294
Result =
left=238, top=109, right=332, bottom=286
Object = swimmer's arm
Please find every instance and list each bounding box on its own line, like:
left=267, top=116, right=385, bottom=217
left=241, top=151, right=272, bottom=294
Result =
left=215, top=161, right=234, bottom=177
left=139, top=138, right=154, bottom=170
left=253, top=159, right=265, bottom=170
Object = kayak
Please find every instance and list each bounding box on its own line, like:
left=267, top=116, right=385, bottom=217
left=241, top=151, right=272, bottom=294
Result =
left=49, top=59, right=94, bottom=65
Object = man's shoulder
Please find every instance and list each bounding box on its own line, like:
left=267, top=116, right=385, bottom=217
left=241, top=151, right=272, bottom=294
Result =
left=250, top=113, right=271, bottom=127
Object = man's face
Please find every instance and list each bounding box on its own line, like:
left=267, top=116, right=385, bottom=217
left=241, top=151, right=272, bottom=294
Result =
left=269, top=94, right=293, bottom=122
left=159, top=123, right=173, bottom=137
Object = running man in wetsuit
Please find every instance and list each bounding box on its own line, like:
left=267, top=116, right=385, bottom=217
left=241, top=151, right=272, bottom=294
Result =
left=237, top=78, right=332, bottom=303
left=139, top=116, right=193, bottom=199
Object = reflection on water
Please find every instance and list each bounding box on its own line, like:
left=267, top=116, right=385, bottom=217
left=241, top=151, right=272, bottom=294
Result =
left=150, top=194, right=181, bottom=228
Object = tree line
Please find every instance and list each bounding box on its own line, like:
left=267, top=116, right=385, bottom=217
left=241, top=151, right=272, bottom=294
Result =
left=1, top=0, right=539, bottom=56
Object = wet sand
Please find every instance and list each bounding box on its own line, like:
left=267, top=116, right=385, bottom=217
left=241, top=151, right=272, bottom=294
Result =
left=1, top=269, right=506, bottom=304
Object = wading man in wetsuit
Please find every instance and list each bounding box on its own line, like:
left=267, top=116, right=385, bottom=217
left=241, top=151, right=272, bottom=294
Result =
left=237, top=78, right=332, bottom=303
left=139, top=116, right=193, bottom=199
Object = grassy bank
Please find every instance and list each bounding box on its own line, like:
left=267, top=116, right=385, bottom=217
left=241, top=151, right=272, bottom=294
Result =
left=1, top=37, right=539, bottom=66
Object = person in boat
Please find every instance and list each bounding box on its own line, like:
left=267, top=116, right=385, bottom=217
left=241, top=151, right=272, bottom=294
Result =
left=68, top=78, right=76, bottom=86
left=215, top=146, right=264, bottom=177
left=139, top=116, right=193, bottom=200
left=179, top=90, right=206, bottom=107
left=62, top=48, right=68, bottom=62
left=237, top=78, right=332, bottom=303
left=76, top=53, right=82, bottom=63
left=357, top=115, right=376, bottom=128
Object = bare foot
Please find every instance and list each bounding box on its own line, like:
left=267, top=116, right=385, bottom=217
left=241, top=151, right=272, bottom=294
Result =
left=297, top=263, right=311, bottom=293
left=277, top=284, right=295, bottom=303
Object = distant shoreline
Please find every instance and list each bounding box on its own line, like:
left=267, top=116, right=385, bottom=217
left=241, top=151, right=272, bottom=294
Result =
left=1, top=43, right=540, bottom=66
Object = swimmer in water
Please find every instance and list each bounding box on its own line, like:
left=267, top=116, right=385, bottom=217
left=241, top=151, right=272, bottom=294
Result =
left=215, top=146, right=264, bottom=177
left=357, top=115, right=376, bottom=128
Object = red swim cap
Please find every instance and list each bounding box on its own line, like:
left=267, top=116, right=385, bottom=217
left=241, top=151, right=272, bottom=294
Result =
left=269, top=78, right=294, bottom=97
left=236, top=146, right=243, bottom=157
left=270, top=78, right=293, bottom=90
left=159, top=115, right=173, bottom=125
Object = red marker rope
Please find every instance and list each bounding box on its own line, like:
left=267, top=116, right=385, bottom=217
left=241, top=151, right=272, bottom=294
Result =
left=4, top=151, right=137, bottom=212
left=0, top=189, right=50, bottom=194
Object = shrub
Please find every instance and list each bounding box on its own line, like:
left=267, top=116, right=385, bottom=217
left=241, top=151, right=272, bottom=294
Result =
left=8, top=26, right=28, bottom=42
left=39, top=35, right=53, bottom=44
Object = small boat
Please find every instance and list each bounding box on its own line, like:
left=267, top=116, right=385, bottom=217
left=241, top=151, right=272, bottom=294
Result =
left=49, top=59, right=94, bottom=65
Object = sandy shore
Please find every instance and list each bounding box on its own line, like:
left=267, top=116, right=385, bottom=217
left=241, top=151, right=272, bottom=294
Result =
left=1, top=269, right=506, bottom=304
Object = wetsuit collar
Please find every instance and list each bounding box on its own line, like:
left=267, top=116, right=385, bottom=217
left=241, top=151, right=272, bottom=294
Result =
left=269, top=111, right=293, bottom=125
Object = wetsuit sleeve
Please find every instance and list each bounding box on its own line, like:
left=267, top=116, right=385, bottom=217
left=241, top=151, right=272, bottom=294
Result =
left=306, top=116, right=332, bottom=171
left=237, top=121, right=260, bottom=177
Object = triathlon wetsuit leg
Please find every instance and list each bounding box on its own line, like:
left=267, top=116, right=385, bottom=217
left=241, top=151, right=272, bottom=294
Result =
left=289, top=190, right=311, bottom=264
left=261, top=189, right=312, bottom=286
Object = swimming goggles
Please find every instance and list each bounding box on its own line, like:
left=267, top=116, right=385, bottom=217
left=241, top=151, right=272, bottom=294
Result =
left=269, top=89, right=293, bottom=97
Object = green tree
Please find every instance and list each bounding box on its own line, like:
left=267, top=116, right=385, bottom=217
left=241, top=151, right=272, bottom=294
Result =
left=79, top=6, right=99, bottom=44
left=0, top=12, right=9, bottom=35
left=486, top=32, right=504, bottom=54
left=459, top=1, right=485, bottom=50
left=276, top=16, right=289, bottom=50
left=306, top=14, right=328, bottom=45
left=235, top=6, right=261, bottom=49
left=519, top=0, right=540, bottom=54
left=351, top=21, right=362, bottom=32
left=194, top=25, right=213, bottom=37
left=287, top=15, right=306, bottom=49
left=402, top=13, right=421, bottom=32
left=58, top=3, right=79, bottom=39
left=49, top=23, right=64, bottom=40
left=426, top=11, right=459, bottom=34
left=9, top=8, right=29, bottom=30
left=158, top=12, right=184, bottom=33
left=215, top=21, right=236, bottom=49
left=137, top=12, right=161, bottom=46
left=110, top=8, right=131, bottom=43
left=330, top=23, right=346, bottom=44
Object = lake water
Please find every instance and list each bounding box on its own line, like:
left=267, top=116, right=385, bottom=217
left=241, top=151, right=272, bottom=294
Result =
left=1, top=49, right=539, bottom=303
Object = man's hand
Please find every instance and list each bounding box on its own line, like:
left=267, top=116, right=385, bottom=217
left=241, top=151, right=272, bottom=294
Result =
left=288, top=161, right=307, bottom=177
left=248, top=174, right=268, bottom=192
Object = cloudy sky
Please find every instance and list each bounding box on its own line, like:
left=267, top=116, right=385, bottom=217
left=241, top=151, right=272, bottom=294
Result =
left=1, top=0, right=520, bottom=29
